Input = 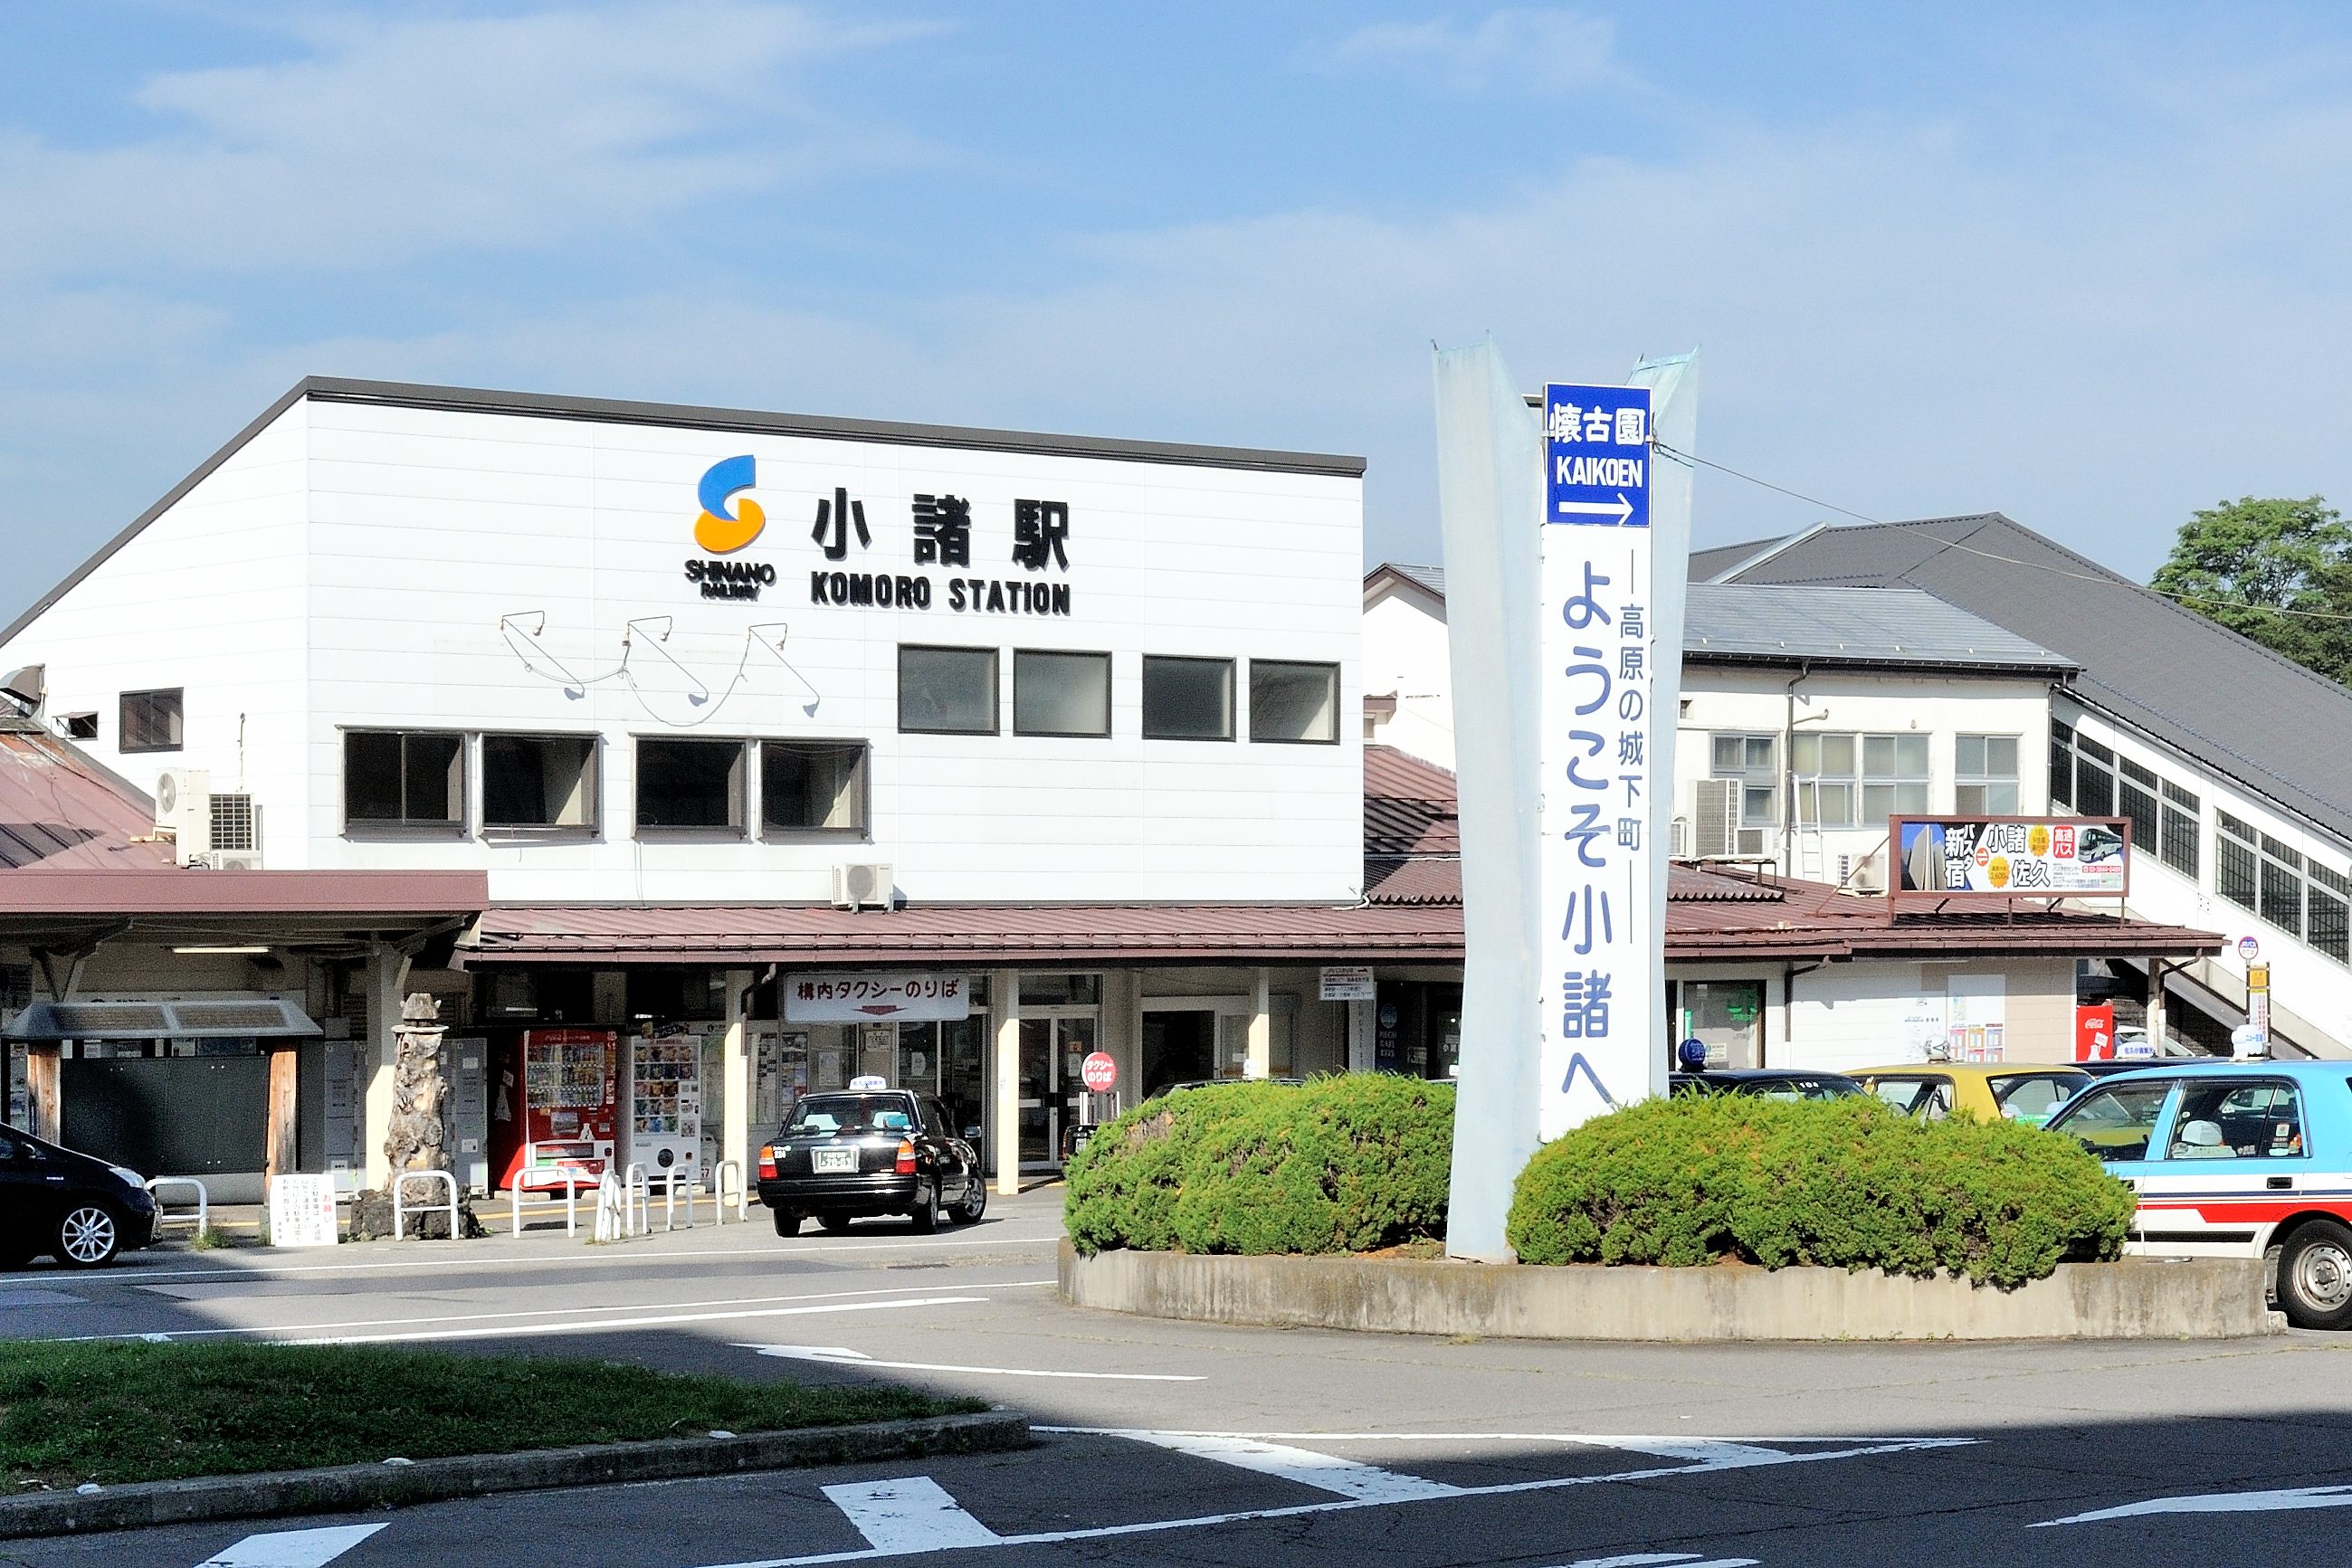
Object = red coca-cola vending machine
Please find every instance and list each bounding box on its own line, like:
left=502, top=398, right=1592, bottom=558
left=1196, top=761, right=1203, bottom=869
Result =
left=493, top=1028, right=618, bottom=1192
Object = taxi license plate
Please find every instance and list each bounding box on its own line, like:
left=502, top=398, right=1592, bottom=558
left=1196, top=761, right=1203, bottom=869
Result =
left=811, top=1148, right=857, bottom=1174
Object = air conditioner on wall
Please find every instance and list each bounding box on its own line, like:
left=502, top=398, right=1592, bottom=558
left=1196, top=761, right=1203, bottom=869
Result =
left=202, top=849, right=263, bottom=871
left=155, top=768, right=212, bottom=862
left=832, top=862, right=895, bottom=912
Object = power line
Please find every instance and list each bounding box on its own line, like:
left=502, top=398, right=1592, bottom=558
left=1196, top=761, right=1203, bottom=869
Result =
left=1652, top=438, right=2352, bottom=625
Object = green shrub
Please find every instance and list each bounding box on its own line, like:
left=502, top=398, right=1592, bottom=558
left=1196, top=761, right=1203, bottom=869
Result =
left=1506, top=1094, right=2135, bottom=1288
left=1063, top=1074, right=1453, bottom=1257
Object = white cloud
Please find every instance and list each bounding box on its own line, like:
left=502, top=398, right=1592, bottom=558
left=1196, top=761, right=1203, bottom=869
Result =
left=0, top=1, right=935, bottom=281
left=1319, top=8, right=1620, bottom=95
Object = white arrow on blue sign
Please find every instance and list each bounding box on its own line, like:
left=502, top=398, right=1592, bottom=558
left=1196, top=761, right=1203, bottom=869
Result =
left=1545, top=385, right=1652, bottom=528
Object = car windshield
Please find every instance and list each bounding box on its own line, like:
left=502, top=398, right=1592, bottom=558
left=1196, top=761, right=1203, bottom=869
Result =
left=1990, top=1072, right=2091, bottom=1125
left=1740, top=1078, right=1853, bottom=1101
left=2048, top=1080, right=2171, bottom=1162
left=783, top=1095, right=915, bottom=1136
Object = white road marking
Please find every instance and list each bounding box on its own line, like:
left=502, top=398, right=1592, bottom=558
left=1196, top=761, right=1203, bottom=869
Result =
left=2034, top=1483, right=2352, bottom=1525
left=91, top=1228, right=1063, bottom=1286
left=1108, top=1430, right=1463, bottom=1502
left=61, top=1279, right=1055, bottom=1345
left=823, top=1478, right=1003, bottom=1552
left=681, top=1432, right=1976, bottom=1566
left=744, top=1344, right=1204, bottom=1382
left=285, top=1296, right=985, bottom=1346
left=194, top=1521, right=387, bottom=1566
left=1555, top=1557, right=1759, bottom=1568
left=1576, top=1438, right=1804, bottom=1469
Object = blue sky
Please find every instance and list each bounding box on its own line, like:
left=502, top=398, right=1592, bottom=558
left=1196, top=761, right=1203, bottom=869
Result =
left=7, top=1, right=2352, bottom=620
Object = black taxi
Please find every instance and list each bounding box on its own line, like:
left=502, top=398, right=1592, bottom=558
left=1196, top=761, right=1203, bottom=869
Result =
left=756, top=1083, right=986, bottom=1236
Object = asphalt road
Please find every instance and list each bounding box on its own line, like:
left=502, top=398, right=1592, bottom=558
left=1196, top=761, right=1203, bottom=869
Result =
left=5, top=1188, right=2352, bottom=1566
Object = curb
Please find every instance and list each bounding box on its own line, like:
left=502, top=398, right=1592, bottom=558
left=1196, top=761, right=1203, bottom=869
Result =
left=0, top=1407, right=1029, bottom=1540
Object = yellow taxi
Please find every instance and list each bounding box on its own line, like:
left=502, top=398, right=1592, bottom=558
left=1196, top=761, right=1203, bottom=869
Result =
left=1845, top=1062, right=2095, bottom=1128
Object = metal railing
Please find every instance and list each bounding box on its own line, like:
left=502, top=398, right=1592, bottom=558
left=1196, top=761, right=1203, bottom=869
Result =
left=508, top=1172, right=587, bottom=1238
left=391, top=1169, right=459, bottom=1241
left=709, top=1159, right=745, bottom=1224
left=144, top=1176, right=209, bottom=1237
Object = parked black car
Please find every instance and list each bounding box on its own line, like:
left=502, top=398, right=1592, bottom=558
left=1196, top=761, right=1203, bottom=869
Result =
left=0, top=1123, right=157, bottom=1268
left=756, top=1089, right=986, bottom=1236
left=1669, top=1069, right=1864, bottom=1101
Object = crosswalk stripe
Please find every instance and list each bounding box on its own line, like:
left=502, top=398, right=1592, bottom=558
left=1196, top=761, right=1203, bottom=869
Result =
left=194, top=1522, right=387, bottom=1568
left=822, top=1477, right=1004, bottom=1552
left=1573, top=1438, right=1799, bottom=1469
left=1110, top=1430, right=1465, bottom=1502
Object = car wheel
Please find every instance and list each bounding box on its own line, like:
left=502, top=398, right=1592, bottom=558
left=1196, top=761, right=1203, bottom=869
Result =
left=910, top=1184, right=941, bottom=1234
left=954, top=1176, right=987, bottom=1225
left=56, top=1204, right=120, bottom=1269
left=772, top=1209, right=801, bottom=1238
left=2279, top=1218, right=2352, bottom=1330
left=818, top=1215, right=853, bottom=1234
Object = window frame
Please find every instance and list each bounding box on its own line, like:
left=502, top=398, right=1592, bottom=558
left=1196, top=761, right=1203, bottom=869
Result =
left=1791, top=730, right=1858, bottom=829
left=1954, top=733, right=2021, bottom=816
left=341, top=727, right=469, bottom=836
left=60, top=712, right=99, bottom=742
left=1140, top=655, right=1236, bottom=742
left=1709, top=731, right=1780, bottom=828
left=1011, top=648, right=1114, bottom=739
left=1247, top=659, right=1343, bottom=746
left=633, top=736, right=749, bottom=836
left=896, top=644, right=1001, bottom=736
left=758, top=738, right=871, bottom=839
left=479, top=730, right=602, bottom=835
left=119, top=688, right=185, bottom=755
left=1860, top=732, right=1930, bottom=822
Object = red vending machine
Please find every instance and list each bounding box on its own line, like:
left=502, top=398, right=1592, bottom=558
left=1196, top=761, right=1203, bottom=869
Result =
left=494, top=1028, right=618, bottom=1193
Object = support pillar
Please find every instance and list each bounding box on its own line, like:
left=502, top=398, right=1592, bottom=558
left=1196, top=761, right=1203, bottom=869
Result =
left=263, top=1049, right=300, bottom=1179
left=25, top=1043, right=59, bottom=1143
left=1246, top=967, right=1272, bottom=1079
left=722, top=968, right=754, bottom=1185
left=993, top=968, right=1022, bottom=1196
left=1347, top=997, right=1375, bottom=1074
left=358, top=943, right=411, bottom=1189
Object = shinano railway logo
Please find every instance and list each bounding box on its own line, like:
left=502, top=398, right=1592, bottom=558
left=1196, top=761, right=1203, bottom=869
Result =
left=692, top=454, right=765, bottom=554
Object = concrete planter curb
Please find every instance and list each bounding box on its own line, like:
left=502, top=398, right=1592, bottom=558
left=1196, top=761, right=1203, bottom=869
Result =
left=1059, top=1240, right=2282, bottom=1342
left=0, top=1407, right=1029, bottom=1540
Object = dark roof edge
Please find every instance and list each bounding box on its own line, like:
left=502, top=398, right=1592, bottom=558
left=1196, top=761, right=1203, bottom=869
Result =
left=1682, top=650, right=2073, bottom=677
left=1702, top=521, right=1830, bottom=584
left=1362, top=563, right=1447, bottom=609
left=2, top=375, right=1367, bottom=651
left=0, top=381, right=313, bottom=648
left=302, top=376, right=1367, bottom=477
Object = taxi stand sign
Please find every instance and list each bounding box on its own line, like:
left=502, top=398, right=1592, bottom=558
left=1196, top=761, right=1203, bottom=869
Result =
left=1538, top=382, right=1658, bottom=1139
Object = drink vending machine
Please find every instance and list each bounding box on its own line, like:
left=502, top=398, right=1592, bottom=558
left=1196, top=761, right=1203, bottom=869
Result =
left=493, top=1028, right=617, bottom=1193
left=624, top=1031, right=703, bottom=1192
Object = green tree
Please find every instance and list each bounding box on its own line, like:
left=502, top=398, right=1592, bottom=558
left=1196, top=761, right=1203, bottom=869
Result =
left=2149, top=496, right=2352, bottom=680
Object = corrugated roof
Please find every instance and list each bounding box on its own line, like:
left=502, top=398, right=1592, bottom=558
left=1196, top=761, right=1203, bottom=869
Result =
left=1709, top=514, right=2352, bottom=846
left=1363, top=745, right=1459, bottom=856
left=1684, top=584, right=2071, bottom=673
left=0, top=719, right=171, bottom=872
left=1381, top=563, right=1447, bottom=596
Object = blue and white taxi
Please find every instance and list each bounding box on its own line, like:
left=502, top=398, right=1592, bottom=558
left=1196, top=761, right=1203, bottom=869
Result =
left=2044, top=1060, right=2352, bottom=1329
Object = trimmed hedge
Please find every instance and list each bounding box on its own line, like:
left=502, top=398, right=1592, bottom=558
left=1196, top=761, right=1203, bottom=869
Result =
left=1505, top=1094, right=2136, bottom=1287
left=1063, top=1075, right=1452, bottom=1257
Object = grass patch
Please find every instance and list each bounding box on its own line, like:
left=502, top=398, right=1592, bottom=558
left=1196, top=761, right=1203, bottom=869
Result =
left=0, top=1340, right=982, bottom=1488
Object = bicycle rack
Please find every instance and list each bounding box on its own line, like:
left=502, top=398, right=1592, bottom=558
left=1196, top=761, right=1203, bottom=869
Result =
left=391, top=1169, right=459, bottom=1241
left=709, top=1159, right=745, bottom=1224
left=508, top=1173, right=586, bottom=1238
left=144, top=1176, right=209, bottom=1237
left=620, top=1163, right=652, bottom=1238
left=661, top=1169, right=685, bottom=1232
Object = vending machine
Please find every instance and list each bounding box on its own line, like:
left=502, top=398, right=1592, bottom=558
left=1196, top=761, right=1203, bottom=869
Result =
left=623, top=1032, right=703, bottom=1192
left=493, top=1028, right=617, bottom=1193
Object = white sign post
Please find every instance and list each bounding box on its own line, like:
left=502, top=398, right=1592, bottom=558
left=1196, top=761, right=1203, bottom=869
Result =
left=268, top=1174, right=340, bottom=1248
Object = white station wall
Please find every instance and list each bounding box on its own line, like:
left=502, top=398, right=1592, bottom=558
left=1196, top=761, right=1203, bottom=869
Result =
left=8, top=395, right=1366, bottom=906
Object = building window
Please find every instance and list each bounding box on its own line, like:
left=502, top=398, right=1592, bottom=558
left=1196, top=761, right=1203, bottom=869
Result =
left=1142, top=656, right=1234, bottom=740
left=2071, top=734, right=2116, bottom=817
left=481, top=734, right=598, bottom=830
left=1791, top=731, right=1856, bottom=827
left=345, top=730, right=464, bottom=829
left=2116, top=755, right=2158, bottom=852
left=119, top=689, right=183, bottom=754
left=762, top=741, right=867, bottom=835
left=2312, top=864, right=2352, bottom=965
left=1250, top=660, right=1340, bottom=744
left=1710, top=733, right=1778, bottom=826
left=2049, top=720, right=2074, bottom=808
left=1862, top=733, right=1929, bottom=822
left=2159, top=779, right=2201, bottom=879
left=2262, top=833, right=2306, bottom=939
left=60, top=713, right=98, bottom=741
left=1955, top=735, right=2020, bottom=815
left=635, top=738, right=745, bottom=832
left=1013, top=650, right=1111, bottom=738
left=2217, top=812, right=2258, bottom=913
left=898, top=645, right=998, bottom=735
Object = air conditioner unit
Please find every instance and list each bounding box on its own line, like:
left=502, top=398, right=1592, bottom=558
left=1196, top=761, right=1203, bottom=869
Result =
left=1693, top=780, right=1737, bottom=859
left=201, top=849, right=263, bottom=871
left=1848, top=849, right=1887, bottom=894
left=1735, top=826, right=1768, bottom=858
left=831, top=862, right=895, bottom=912
left=155, top=768, right=213, bottom=864
left=209, top=792, right=258, bottom=854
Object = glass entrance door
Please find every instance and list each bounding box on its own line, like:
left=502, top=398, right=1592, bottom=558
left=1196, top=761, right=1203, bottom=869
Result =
left=1017, top=1019, right=1057, bottom=1169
